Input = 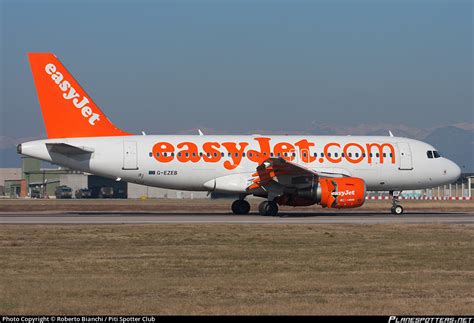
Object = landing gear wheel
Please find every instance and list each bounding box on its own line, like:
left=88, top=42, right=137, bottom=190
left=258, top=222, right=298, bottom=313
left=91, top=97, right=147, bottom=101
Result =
left=389, top=190, right=404, bottom=215
left=231, top=200, right=250, bottom=215
left=258, top=201, right=279, bottom=216
left=391, top=205, right=404, bottom=215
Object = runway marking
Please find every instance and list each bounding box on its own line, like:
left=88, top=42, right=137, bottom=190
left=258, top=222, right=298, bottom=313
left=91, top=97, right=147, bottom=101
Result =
left=1, top=213, right=473, bottom=224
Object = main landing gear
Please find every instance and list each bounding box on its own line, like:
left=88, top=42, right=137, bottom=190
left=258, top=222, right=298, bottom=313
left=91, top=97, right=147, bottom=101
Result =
left=258, top=200, right=279, bottom=216
left=389, top=191, right=404, bottom=215
left=231, top=199, right=251, bottom=215
left=230, top=199, right=280, bottom=216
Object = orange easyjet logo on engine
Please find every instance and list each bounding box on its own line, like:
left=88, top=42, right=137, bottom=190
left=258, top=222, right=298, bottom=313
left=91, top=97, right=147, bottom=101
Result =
left=45, top=63, right=101, bottom=126
left=152, top=137, right=396, bottom=170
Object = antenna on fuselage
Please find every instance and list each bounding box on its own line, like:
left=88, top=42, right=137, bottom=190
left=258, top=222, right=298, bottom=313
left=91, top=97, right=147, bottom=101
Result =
left=198, top=129, right=204, bottom=136
left=388, top=130, right=394, bottom=137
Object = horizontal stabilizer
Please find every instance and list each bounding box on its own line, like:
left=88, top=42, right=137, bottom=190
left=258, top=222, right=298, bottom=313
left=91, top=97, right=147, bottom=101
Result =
left=46, top=143, right=94, bottom=155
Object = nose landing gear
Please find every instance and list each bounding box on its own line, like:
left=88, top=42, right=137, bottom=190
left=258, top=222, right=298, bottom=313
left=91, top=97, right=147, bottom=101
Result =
left=389, top=191, right=404, bottom=215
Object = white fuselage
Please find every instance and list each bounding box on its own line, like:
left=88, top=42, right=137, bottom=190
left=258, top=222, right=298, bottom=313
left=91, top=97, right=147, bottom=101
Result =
left=19, top=135, right=461, bottom=193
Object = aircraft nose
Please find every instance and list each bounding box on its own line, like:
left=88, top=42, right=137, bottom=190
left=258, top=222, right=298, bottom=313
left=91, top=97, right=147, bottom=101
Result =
left=444, top=159, right=461, bottom=182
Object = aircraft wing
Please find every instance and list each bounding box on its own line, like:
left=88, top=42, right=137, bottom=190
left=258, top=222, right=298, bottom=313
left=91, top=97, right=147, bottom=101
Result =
left=247, top=158, right=319, bottom=192
left=46, top=143, right=95, bottom=155
left=247, top=158, right=350, bottom=192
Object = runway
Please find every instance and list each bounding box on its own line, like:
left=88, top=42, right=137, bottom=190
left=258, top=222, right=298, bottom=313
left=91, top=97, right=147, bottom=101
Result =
left=1, top=211, right=473, bottom=224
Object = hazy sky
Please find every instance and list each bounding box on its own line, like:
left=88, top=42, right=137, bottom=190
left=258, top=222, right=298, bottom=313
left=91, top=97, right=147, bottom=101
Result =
left=1, top=0, right=472, bottom=137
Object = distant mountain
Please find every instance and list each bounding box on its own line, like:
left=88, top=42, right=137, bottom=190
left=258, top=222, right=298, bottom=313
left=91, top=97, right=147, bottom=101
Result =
left=0, top=135, right=44, bottom=168
left=0, top=148, right=21, bottom=168
left=307, top=122, right=430, bottom=139
left=423, top=126, right=473, bottom=172
left=0, top=135, right=43, bottom=149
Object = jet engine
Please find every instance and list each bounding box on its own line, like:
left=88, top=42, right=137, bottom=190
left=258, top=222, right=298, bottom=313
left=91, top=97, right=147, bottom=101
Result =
left=275, top=177, right=366, bottom=208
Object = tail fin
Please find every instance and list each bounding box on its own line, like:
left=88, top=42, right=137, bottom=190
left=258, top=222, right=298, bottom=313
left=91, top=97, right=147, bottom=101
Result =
left=28, top=53, right=131, bottom=138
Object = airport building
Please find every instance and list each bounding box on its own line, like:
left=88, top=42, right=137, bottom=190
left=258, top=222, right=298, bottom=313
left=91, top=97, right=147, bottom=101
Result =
left=366, top=173, right=474, bottom=200
left=0, top=157, right=472, bottom=199
left=1, top=157, right=208, bottom=199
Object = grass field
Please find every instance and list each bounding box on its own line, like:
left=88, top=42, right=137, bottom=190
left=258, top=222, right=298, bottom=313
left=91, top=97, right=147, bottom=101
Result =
left=0, top=198, right=473, bottom=213
left=1, top=223, right=473, bottom=315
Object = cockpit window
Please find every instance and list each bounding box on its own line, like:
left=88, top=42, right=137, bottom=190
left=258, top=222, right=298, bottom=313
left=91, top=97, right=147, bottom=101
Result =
left=433, top=151, right=441, bottom=158
left=427, top=151, right=433, bottom=159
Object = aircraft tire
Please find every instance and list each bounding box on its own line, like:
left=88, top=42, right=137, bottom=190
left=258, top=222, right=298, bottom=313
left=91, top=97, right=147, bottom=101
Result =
left=391, top=205, right=404, bottom=215
left=231, top=200, right=251, bottom=215
left=258, top=201, right=279, bottom=216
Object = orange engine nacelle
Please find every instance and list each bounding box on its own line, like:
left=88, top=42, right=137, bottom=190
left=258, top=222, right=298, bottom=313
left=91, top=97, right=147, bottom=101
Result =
left=275, top=177, right=366, bottom=208
left=319, top=177, right=366, bottom=208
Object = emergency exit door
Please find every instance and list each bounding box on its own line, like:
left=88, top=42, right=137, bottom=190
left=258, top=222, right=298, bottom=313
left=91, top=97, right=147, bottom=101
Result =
left=123, top=141, right=138, bottom=170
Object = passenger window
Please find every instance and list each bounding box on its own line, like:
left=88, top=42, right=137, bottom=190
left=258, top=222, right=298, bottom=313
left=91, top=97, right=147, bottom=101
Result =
left=328, top=153, right=331, bottom=157
left=427, top=151, right=433, bottom=159
left=149, top=152, right=152, bottom=157
left=335, top=152, right=338, bottom=158
left=433, top=151, right=441, bottom=158
left=321, top=153, right=324, bottom=157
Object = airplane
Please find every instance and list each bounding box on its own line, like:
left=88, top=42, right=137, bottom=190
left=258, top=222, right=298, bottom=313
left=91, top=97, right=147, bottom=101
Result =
left=17, top=53, right=461, bottom=216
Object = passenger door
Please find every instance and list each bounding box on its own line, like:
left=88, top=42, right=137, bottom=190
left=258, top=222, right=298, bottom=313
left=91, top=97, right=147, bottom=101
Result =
left=397, top=142, right=413, bottom=170
left=123, top=141, right=138, bottom=170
